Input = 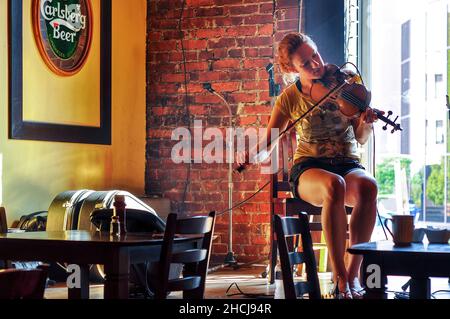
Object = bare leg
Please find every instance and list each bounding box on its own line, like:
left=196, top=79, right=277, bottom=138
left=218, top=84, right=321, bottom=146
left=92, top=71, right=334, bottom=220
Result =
left=297, top=169, right=349, bottom=293
left=344, top=169, right=378, bottom=284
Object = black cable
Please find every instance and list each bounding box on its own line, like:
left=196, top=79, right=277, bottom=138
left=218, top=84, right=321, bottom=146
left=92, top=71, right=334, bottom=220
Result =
left=372, top=126, right=389, bottom=240
left=178, top=0, right=191, bottom=214
left=225, top=282, right=274, bottom=298
left=218, top=181, right=271, bottom=216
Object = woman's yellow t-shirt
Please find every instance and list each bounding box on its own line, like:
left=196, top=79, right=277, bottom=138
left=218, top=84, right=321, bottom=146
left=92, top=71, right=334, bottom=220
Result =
left=275, top=80, right=361, bottom=164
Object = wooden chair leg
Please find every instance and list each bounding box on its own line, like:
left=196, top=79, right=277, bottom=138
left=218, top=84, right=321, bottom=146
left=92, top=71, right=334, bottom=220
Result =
left=269, top=236, right=277, bottom=284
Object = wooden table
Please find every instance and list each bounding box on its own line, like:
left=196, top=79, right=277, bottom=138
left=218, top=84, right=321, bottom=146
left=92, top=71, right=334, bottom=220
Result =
left=0, top=231, right=201, bottom=299
left=348, top=241, right=450, bottom=299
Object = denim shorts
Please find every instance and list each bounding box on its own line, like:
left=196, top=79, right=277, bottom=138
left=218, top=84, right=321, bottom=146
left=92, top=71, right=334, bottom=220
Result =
left=289, top=157, right=365, bottom=199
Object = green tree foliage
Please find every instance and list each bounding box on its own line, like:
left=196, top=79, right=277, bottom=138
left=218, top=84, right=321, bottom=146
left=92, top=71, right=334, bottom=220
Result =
left=427, top=164, right=444, bottom=206
left=375, top=157, right=412, bottom=196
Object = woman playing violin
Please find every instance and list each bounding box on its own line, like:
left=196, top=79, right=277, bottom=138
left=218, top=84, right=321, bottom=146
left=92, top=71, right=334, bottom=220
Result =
left=238, top=33, right=379, bottom=299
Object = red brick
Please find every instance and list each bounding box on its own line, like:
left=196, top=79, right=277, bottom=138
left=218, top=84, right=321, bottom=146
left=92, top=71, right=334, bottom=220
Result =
left=244, top=58, right=270, bottom=69
left=252, top=214, right=270, bottom=224
left=149, top=32, right=163, bottom=42
left=148, top=129, right=174, bottom=139
left=258, top=24, right=273, bottom=36
left=198, top=72, right=230, bottom=82
left=276, top=8, right=299, bottom=20
left=259, top=115, right=270, bottom=125
left=277, top=20, right=299, bottom=31
left=228, top=49, right=243, bottom=58
left=277, top=0, right=299, bottom=9
left=186, top=0, right=215, bottom=5
left=258, top=91, right=271, bottom=101
left=213, top=59, right=241, bottom=70
left=245, top=48, right=259, bottom=57
left=182, top=18, right=211, bottom=29
left=185, top=62, right=209, bottom=71
left=230, top=70, right=257, bottom=80
left=194, top=94, right=222, bottom=104
left=229, top=93, right=257, bottom=103
left=244, top=15, right=274, bottom=25
left=196, top=7, right=224, bottom=17
left=244, top=37, right=273, bottom=47
left=251, top=236, right=269, bottom=245
left=193, top=28, right=226, bottom=39
left=212, top=244, right=228, bottom=254
left=162, top=30, right=183, bottom=40
left=161, top=73, right=188, bottom=83
left=214, top=82, right=240, bottom=92
left=242, top=105, right=272, bottom=114
left=151, top=41, right=178, bottom=52
left=199, top=50, right=215, bottom=60
left=151, top=19, right=179, bottom=30
left=259, top=47, right=273, bottom=57
left=216, top=0, right=244, bottom=5
left=214, top=17, right=243, bottom=27
left=183, top=39, right=208, bottom=50
left=154, top=84, right=180, bottom=94
left=226, top=26, right=257, bottom=37
left=169, top=51, right=197, bottom=62
left=208, top=38, right=237, bottom=49
left=179, top=83, right=204, bottom=93
left=188, top=105, right=210, bottom=116
left=259, top=3, right=274, bottom=13
left=243, top=81, right=267, bottom=90
left=229, top=5, right=259, bottom=15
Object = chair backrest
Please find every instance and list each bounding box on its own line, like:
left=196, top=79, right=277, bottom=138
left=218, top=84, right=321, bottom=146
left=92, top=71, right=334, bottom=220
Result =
left=274, top=213, right=321, bottom=299
left=0, top=207, right=7, bottom=234
left=156, top=211, right=216, bottom=299
left=271, top=129, right=297, bottom=196
left=0, top=264, right=49, bottom=299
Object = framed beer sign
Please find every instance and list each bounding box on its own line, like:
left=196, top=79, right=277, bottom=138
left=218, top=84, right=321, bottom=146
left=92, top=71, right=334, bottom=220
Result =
left=32, top=0, right=93, bottom=76
left=8, top=0, right=111, bottom=145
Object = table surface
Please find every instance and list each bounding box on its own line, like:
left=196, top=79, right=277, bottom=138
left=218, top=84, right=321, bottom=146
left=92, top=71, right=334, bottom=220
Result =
left=348, top=240, right=450, bottom=255
left=0, top=230, right=198, bottom=246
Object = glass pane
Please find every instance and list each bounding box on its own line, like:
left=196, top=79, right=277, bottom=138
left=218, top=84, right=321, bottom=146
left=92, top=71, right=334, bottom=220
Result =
left=369, top=0, right=449, bottom=229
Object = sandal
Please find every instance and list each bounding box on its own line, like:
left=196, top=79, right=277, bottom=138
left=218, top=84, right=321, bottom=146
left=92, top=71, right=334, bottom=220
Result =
left=349, top=278, right=366, bottom=299
left=331, top=278, right=353, bottom=299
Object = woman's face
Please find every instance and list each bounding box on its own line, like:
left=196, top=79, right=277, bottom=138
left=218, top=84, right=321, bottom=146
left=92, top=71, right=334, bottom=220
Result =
left=290, top=42, right=325, bottom=81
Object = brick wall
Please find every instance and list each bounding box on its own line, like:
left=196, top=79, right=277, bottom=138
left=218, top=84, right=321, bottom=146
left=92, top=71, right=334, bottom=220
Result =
left=147, top=0, right=301, bottom=263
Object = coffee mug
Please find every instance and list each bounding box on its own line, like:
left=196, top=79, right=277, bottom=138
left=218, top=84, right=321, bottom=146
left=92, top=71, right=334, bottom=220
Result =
left=383, top=214, right=414, bottom=246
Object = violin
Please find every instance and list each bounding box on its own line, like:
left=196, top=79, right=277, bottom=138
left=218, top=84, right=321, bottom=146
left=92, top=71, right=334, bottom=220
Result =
left=310, top=64, right=402, bottom=133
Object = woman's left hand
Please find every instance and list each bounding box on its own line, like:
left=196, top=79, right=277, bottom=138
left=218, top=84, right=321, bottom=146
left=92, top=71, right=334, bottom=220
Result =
left=360, top=107, right=382, bottom=124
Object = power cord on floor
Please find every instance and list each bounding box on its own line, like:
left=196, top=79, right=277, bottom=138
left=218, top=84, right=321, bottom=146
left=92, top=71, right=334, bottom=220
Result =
left=225, top=282, right=274, bottom=299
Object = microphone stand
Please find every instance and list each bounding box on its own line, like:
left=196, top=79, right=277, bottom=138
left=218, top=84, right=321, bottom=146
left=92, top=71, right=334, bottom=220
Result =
left=203, top=83, right=238, bottom=268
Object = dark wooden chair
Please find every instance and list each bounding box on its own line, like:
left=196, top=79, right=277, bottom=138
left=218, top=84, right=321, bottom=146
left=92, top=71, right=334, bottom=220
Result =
left=155, top=211, right=216, bottom=299
left=269, top=129, right=353, bottom=283
left=274, top=213, right=321, bottom=299
left=0, top=207, right=7, bottom=234
left=0, top=264, right=49, bottom=299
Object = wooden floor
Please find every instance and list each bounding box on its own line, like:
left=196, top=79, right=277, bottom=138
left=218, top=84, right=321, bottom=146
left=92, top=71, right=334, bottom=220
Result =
left=44, top=264, right=450, bottom=299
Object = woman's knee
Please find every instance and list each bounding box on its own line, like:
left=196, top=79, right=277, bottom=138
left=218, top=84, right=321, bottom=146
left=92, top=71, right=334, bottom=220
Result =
left=356, top=178, right=378, bottom=202
left=321, top=175, right=346, bottom=202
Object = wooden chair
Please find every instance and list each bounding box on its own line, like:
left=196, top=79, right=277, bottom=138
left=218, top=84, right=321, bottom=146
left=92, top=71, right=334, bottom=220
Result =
left=274, top=213, right=321, bottom=299
left=0, top=207, right=7, bottom=234
left=155, top=211, right=216, bottom=299
left=0, top=264, right=49, bottom=299
left=269, top=129, right=353, bottom=283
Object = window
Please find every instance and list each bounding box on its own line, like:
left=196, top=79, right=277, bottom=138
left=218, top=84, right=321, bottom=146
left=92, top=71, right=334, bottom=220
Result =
left=362, top=0, right=449, bottom=228
left=436, top=120, right=444, bottom=144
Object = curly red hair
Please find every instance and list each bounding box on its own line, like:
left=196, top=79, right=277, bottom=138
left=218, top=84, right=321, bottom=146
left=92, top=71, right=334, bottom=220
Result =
left=278, top=33, right=317, bottom=73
